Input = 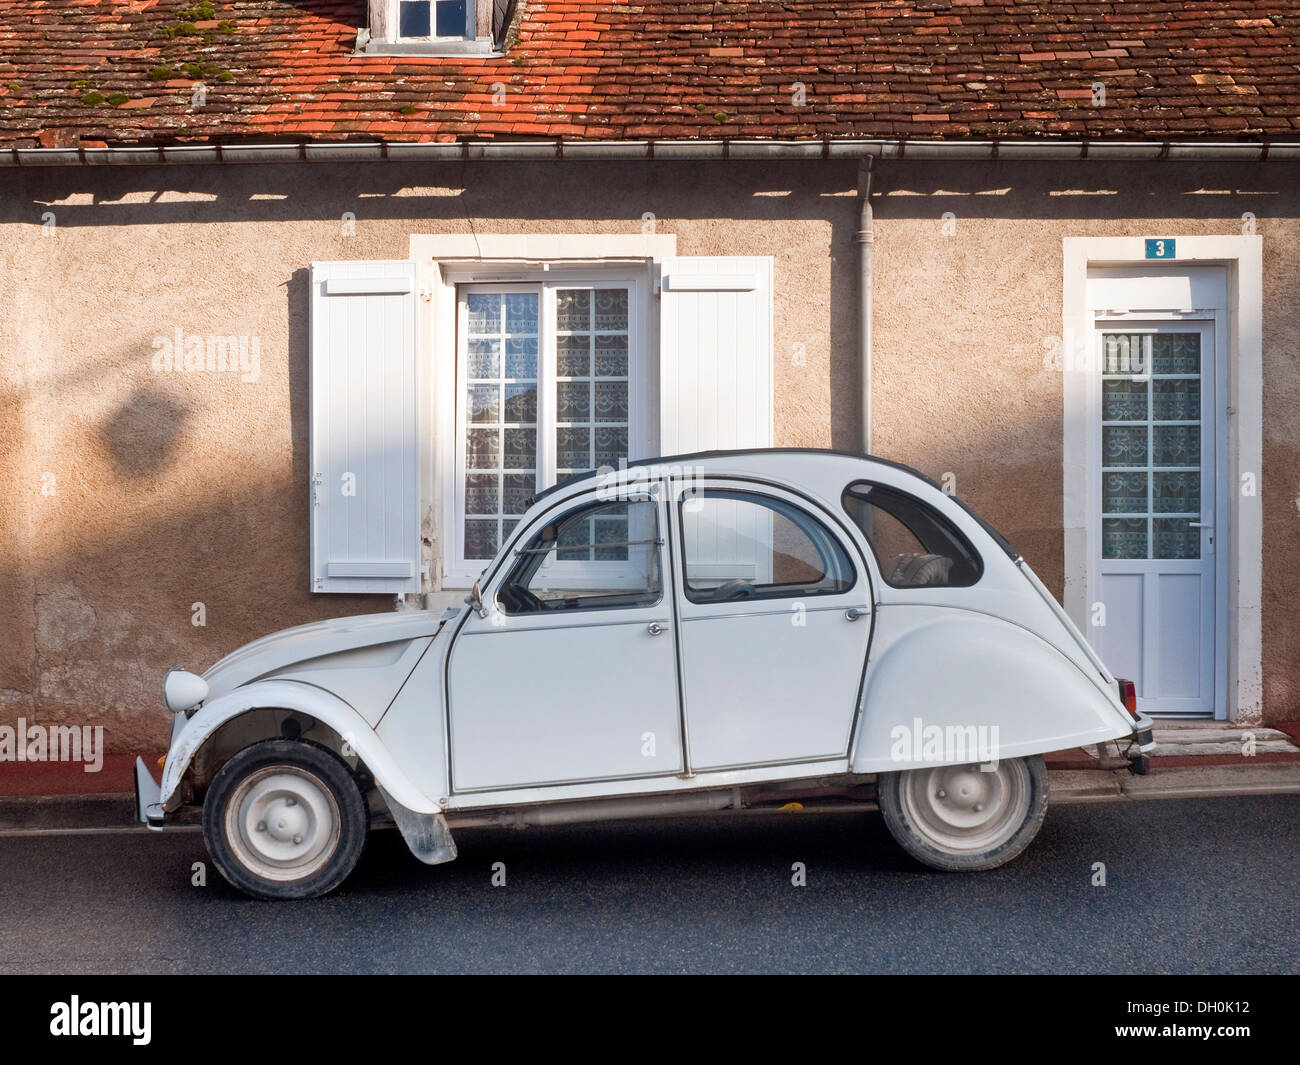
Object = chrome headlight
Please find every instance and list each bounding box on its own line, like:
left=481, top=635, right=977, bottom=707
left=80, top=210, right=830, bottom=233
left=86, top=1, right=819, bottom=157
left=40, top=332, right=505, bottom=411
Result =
left=162, top=668, right=208, bottom=714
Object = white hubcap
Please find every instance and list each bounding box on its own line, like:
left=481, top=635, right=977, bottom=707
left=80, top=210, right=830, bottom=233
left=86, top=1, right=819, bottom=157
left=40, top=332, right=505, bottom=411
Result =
left=899, top=760, right=1032, bottom=855
left=225, top=766, right=341, bottom=882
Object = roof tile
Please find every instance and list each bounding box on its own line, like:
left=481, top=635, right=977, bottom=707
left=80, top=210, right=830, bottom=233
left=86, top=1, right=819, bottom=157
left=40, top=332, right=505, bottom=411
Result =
left=2, top=1, right=1299, bottom=146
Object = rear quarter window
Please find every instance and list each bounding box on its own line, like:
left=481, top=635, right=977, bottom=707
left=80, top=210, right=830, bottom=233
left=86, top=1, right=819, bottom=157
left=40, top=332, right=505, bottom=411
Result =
left=842, top=481, right=983, bottom=588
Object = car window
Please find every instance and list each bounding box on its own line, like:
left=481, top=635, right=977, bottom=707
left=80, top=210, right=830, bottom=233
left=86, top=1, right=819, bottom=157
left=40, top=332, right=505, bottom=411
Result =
left=680, top=490, right=855, bottom=604
left=498, top=499, right=662, bottom=614
left=842, top=481, right=982, bottom=587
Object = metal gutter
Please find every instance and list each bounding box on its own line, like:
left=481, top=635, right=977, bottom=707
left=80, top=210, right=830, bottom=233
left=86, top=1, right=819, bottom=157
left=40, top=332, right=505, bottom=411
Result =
left=3, top=138, right=1298, bottom=167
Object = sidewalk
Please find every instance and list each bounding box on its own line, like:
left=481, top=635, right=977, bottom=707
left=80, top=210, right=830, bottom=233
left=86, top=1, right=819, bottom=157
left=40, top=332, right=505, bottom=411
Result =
left=1044, top=722, right=1300, bottom=802
left=2, top=726, right=1299, bottom=834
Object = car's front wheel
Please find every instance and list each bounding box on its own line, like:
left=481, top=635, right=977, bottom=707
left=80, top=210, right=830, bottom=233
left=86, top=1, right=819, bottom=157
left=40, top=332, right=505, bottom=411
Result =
left=202, top=739, right=368, bottom=900
left=877, top=754, right=1048, bottom=871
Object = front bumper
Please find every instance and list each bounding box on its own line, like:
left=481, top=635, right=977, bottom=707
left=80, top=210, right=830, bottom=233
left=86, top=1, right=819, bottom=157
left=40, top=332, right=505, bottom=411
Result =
left=133, top=757, right=166, bottom=830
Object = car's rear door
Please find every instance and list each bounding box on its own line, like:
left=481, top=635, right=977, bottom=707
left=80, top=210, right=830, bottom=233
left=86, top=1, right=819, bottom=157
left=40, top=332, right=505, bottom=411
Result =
left=669, top=479, right=873, bottom=772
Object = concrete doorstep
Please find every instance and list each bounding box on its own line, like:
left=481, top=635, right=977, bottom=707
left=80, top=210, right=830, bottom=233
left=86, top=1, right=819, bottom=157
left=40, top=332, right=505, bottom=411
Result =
left=2, top=762, right=1300, bottom=836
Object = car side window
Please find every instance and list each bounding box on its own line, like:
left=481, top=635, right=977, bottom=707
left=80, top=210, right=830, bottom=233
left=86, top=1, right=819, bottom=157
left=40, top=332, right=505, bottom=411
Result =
left=679, top=490, right=855, bottom=604
left=842, top=481, right=982, bottom=587
left=497, top=499, right=662, bottom=614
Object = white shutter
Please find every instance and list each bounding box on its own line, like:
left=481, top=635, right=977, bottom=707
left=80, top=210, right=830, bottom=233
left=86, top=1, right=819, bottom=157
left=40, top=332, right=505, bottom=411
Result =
left=659, top=257, right=774, bottom=586
left=658, top=256, right=773, bottom=455
left=309, top=261, right=421, bottom=594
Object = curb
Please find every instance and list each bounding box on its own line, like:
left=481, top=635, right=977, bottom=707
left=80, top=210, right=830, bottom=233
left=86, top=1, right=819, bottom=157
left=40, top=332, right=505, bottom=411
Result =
left=0, top=794, right=184, bottom=837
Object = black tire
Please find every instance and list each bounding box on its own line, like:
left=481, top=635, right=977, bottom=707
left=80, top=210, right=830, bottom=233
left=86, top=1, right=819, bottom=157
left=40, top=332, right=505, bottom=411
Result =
left=202, top=739, right=368, bottom=900
left=877, top=754, right=1049, bottom=872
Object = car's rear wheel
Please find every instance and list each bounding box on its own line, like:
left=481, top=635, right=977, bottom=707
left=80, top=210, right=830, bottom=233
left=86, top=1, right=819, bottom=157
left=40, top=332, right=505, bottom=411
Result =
left=877, top=754, right=1048, bottom=871
left=202, top=739, right=367, bottom=900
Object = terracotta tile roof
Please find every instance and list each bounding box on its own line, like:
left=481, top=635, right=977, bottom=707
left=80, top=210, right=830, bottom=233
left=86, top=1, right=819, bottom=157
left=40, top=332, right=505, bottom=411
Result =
left=2, top=1, right=1300, bottom=148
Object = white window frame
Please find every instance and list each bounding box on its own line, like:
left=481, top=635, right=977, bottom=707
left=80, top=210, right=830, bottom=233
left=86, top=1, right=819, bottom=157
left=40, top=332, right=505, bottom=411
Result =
left=442, top=265, right=650, bottom=587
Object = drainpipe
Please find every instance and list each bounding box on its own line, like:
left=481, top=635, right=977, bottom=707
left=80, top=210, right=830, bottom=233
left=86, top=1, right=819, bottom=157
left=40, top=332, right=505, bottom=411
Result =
left=857, top=156, right=874, bottom=454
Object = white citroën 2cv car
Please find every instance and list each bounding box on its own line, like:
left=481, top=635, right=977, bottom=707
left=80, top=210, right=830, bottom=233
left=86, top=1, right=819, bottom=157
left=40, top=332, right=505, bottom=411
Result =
left=137, top=450, right=1155, bottom=899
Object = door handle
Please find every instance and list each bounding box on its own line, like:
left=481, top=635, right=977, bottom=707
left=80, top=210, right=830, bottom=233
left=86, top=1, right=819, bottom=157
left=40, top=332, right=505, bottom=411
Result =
left=845, top=607, right=871, bottom=622
left=1188, top=521, right=1213, bottom=529
left=647, top=622, right=669, bottom=636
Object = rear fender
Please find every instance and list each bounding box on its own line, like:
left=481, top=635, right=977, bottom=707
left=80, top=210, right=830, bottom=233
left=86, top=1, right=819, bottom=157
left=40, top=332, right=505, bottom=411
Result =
left=851, top=609, right=1134, bottom=773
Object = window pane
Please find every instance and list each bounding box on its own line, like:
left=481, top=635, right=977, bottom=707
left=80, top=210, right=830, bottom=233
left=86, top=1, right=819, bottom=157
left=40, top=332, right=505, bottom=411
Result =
left=595, top=334, right=628, bottom=376
left=1152, top=424, right=1199, bottom=467
left=1102, top=379, right=1147, bottom=421
left=557, top=427, right=589, bottom=468
left=1102, top=518, right=1147, bottom=560
left=1153, top=378, right=1199, bottom=421
left=464, top=519, right=498, bottom=559
left=1151, top=333, right=1200, bottom=374
left=435, top=0, right=466, bottom=37
left=1102, top=334, right=1152, bottom=375
left=682, top=490, right=854, bottom=602
left=593, top=289, right=629, bottom=331
left=594, top=426, right=627, bottom=468
left=399, top=1, right=431, bottom=38
left=467, top=293, right=500, bottom=334
left=1153, top=518, right=1198, bottom=559
left=556, top=289, right=591, bottom=331
left=554, top=287, right=630, bottom=478
left=1103, top=425, right=1148, bottom=466
left=842, top=482, right=982, bottom=588
left=1153, top=471, right=1199, bottom=514
left=463, top=291, right=539, bottom=559
left=1102, top=471, right=1147, bottom=514
left=468, top=337, right=500, bottom=378
left=499, top=501, right=662, bottom=613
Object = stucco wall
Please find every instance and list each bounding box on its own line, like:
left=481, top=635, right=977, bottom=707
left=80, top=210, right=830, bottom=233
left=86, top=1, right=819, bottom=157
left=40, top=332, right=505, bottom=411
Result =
left=0, top=158, right=1296, bottom=755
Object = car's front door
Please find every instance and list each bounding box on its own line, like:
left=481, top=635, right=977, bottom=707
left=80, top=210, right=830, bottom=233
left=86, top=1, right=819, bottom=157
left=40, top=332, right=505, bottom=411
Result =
left=446, top=490, right=684, bottom=792
left=670, top=481, right=873, bottom=772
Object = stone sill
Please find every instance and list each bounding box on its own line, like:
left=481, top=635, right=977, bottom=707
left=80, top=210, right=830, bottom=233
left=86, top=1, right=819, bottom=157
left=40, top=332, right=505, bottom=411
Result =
left=354, top=30, right=500, bottom=58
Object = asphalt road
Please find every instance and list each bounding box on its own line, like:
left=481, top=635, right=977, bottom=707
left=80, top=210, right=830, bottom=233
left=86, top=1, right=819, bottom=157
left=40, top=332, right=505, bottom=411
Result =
left=1, top=795, right=1296, bottom=974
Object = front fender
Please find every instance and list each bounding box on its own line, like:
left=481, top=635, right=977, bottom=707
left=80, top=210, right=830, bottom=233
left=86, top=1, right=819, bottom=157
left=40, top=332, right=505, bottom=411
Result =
left=850, top=608, right=1134, bottom=773
left=159, top=679, right=440, bottom=815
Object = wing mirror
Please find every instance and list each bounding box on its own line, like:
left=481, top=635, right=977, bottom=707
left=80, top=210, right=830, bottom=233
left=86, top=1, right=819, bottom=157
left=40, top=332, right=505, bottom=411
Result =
left=465, top=580, right=488, bottom=619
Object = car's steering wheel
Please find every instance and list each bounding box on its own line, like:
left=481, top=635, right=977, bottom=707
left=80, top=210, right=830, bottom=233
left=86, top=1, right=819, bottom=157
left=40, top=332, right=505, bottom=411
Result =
left=498, top=583, right=545, bottom=613
left=712, top=577, right=758, bottom=601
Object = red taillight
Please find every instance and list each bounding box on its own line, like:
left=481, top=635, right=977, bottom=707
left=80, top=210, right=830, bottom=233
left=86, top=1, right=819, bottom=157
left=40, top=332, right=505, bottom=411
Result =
left=1117, top=678, right=1138, bottom=718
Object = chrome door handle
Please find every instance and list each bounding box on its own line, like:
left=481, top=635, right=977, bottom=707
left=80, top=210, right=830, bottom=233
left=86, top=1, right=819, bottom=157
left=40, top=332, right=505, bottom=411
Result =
left=1188, top=521, right=1213, bottom=529
left=647, top=622, right=669, bottom=636
left=845, top=607, right=871, bottom=622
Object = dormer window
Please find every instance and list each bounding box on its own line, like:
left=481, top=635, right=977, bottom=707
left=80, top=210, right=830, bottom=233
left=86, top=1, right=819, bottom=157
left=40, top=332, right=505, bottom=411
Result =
left=360, top=0, right=512, bottom=56
left=398, top=0, right=467, bottom=40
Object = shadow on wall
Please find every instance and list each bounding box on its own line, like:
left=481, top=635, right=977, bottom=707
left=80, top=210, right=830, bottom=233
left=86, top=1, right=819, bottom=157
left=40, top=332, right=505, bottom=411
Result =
left=100, top=386, right=189, bottom=477
left=0, top=265, right=391, bottom=755
left=4, top=159, right=1300, bottom=227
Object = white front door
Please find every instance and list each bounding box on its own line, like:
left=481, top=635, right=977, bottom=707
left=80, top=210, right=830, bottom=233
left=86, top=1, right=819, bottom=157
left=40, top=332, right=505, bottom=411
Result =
left=1093, top=321, right=1220, bottom=717
left=446, top=494, right=684, bottom=791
